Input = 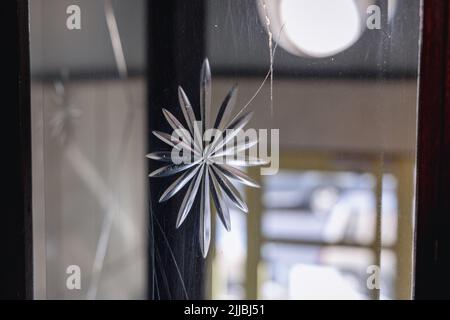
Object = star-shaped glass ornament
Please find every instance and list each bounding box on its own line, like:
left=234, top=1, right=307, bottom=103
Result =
left=147, top=58, right=268, bottom=257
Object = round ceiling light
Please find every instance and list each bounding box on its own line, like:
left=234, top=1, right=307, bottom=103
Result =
left=257, top=0, right=396, bottom=58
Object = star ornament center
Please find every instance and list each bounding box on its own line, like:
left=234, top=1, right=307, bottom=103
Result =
left=147, top=58, right=270, bottom=258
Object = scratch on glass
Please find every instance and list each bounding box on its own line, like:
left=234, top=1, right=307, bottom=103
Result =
left=260, top=0, right=274, bottom=115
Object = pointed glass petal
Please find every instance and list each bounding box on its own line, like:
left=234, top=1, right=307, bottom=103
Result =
left=149, top=160, right=199, bottom=178
left=215, top=163, right=260, bottom=188
left=208, top=166, right=231, bottom=231
left=176, top=164, right=204, bottom=228
left=152, top=130, right=179, bottom=149
left=199, top=168, right=211, bottom=257
left=153, top=130, right=200, bottom=156
left=162, top=108, right=201, bottom=152
left=159, top=166, right=202, bottom=202
left=214, top=85, right=238, bottom=131
left=178, top=86, right=197, bottom=135
left=221, top=156, right=270, bottom=167
left=210, top=165, right=248, bottom=212
left=200, top=59, right=211, bottom=133
left=146, top=151, right=174, bottom=162
left=162, top=108, right=185, bottom=131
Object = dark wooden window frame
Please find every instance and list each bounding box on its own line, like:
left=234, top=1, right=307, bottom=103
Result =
left=0, top=0, right=33, bottom=299
left=414, top=0, right=450, bottom=300
left=147, top=0, right=207, bottom=300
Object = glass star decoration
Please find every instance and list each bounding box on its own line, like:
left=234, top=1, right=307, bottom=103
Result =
left=147, top=59, right=269, bottom=258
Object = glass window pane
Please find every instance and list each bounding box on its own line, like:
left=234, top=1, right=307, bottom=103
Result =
left=30, top=0, right=421, bottom=300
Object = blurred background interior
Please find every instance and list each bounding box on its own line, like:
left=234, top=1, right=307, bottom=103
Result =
left=30, top=0, right=420, bottom=299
